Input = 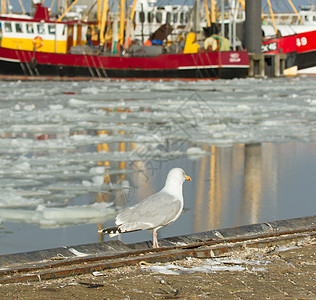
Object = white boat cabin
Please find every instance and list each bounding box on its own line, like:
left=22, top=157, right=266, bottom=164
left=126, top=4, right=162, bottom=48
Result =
left=0, top=3, right=89, bottom=54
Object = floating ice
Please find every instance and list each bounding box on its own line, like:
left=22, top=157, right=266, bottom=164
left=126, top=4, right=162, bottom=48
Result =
left=49, top=104, right=64, bottom=110
left=68, top=98, right=89, bottom=107
left=15, top=162, right=31, bottom=171
left=186, top=147, right=207, bottom=157
left=236, top=104, right=251, bottom=111
left=0, top=202, right=115, bottom=228
left=89, top=167, right=107, bottom=175
left=92, top=176, right=105, bottom=186
left=1, top=77, right=316, bottom=231
left=0, top=194, right=43, bottom=208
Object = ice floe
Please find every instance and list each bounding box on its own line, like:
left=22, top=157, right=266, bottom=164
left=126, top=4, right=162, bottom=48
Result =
left=1, top=77, right=316, bottom=230
left=0, top=202, right=115, bottom=228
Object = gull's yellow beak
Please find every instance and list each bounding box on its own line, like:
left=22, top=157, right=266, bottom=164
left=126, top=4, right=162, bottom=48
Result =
left=185, top=175, right=191, bottom=181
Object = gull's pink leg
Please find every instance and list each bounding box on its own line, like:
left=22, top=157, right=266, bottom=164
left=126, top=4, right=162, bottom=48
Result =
left=152, top=230, right=159, bottom=248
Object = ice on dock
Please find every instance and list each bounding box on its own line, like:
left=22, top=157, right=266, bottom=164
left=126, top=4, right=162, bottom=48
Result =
left=142, top=257, right=270, bottom=275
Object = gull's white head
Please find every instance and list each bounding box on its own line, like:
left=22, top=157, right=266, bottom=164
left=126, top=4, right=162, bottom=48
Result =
left=165, top=168, right=191, bottom=185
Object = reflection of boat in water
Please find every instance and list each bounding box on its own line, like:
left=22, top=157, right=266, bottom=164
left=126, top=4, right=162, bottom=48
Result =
left=0, top=1, right=249, bottom=80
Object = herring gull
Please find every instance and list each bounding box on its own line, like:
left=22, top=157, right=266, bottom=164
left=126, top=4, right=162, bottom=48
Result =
left=98, top=168, right=191, bottom=248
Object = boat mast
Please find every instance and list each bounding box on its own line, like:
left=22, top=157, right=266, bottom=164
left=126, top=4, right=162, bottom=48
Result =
left=192, top=0, right=200, bottom=32
left=266, top=0, right=278, bottom=35
left=50, top=0, right=56, bottom=15
left=130, top=0, right=137, bottom=21
left=125, top=0, right=137, bottom=49
left=204, top=0, right=217, bottom=28
left=229, top=0, right=240, bottom=50
left=119, top=0, right=125, bottom=45
left=112, top=1, right=119, bottom=53
left=97, top=0, right=102, bottom=30
left=57, top=0, right=80, bottom=21
left=238, top=0, right=245, bottom=10
left=287, top=0, right=304, bottom=24
left=210, top=0, right=216, bottom=24
left=17, top=0, right=26, bottom=14
left=100, top=0, right=109, bottom=45
left=1, top=0, right=6, bottom=14
left=204, top=0, right=211, bottom=27
left=125, top=0, right=137, bottom=48
left=221, top=0, right=224, bottom=37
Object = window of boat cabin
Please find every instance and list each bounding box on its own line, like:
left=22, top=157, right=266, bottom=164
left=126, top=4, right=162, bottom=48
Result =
left=15, top=23, right=23, bottom=33
left=139, top=11, right=145, bottom=23
left=156, top=12, right=162, bottom=23
left=185, top=12, right=190, bottom=23
left=166, top=12, right=171, bottom=24
left=26, top=23, right=34, bottom=33
left=48, top=24, right=55, bottom=35
left=147, top=12, right=153, bottom=23
left=173, top=12, right=178, bottom=23
left=4, top=22, right=12, bottom=33
left=180, top=12, right=184, bottom=23
left=37, top=24, right=46, bottom=35
left=62, top=24, right=66, bottom=36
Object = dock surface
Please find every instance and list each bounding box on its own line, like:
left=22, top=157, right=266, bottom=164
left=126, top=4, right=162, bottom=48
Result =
left=0, top=216, right=315, bottom=299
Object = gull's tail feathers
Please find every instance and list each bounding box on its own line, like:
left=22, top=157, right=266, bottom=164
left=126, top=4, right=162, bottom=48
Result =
left=98, top=225, right=142, bottom=238
left=98, top=226, right=121, bottom=237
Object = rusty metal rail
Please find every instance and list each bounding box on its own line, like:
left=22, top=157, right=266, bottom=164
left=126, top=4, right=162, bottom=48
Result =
left=0, top=215, right=315, bottom=284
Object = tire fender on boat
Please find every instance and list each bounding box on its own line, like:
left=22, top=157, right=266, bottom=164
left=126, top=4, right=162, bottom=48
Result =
left=33, top=36, right=44, bottom=49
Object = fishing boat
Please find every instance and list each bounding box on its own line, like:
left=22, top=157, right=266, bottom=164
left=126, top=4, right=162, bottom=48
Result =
left=262, top=29, right=316, bottom=75
left=261, top=1, right=316, bottom=75
left=0, top=1, right=249, bottom=80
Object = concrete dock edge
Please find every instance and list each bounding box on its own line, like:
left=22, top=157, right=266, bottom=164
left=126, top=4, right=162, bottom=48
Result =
left=0, top=215, right=315, bottom=284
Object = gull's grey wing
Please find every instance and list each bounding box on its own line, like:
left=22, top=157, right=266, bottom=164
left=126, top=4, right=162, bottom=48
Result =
left=115, top=191, right=182, bottom=232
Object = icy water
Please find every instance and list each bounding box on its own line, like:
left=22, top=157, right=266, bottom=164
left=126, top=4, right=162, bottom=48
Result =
left=1, top=77, right=316, bottom=255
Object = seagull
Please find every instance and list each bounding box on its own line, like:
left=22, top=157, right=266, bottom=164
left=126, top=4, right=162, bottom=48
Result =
left=98, top=168, right=191, bottom=248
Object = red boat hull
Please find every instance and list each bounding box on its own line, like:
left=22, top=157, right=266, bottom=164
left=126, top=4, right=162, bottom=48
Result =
left=0, top=48, right=249, bottom=80
left=262, top=30, right=316, bottom=71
